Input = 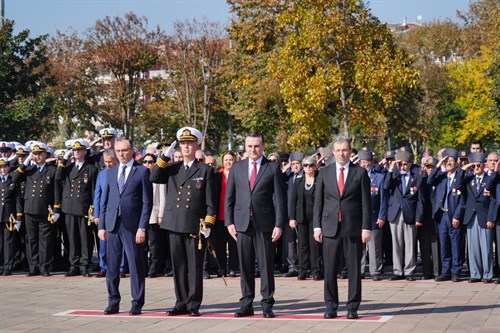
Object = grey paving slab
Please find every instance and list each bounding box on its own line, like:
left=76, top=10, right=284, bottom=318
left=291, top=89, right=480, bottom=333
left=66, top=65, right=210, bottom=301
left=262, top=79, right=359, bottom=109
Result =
left=0, top=273, right=498, bottom=332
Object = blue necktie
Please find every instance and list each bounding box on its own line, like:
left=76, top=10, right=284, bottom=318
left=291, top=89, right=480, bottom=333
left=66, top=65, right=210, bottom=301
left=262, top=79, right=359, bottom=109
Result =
left=118, top=165, right=127, bottom=193
left=443, top=177, right=451, bottom=210
left=402, top=174, right=407, bottom=194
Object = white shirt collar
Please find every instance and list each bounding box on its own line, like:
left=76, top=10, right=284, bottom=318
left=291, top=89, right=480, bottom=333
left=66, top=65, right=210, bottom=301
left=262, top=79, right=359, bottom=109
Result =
left=249, top=156, right=264, bottom=166
left=120, top=159, right=134, bottom=169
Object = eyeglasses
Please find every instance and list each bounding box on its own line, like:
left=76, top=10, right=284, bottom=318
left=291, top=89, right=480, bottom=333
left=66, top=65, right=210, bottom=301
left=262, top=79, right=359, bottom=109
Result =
left=302, top=163, right=315, bottom=167
left=473, top=164, right=482, bottom=168
left=269, top=158, right=277, bottom=162
left=142, top=160, right=155, bottom=164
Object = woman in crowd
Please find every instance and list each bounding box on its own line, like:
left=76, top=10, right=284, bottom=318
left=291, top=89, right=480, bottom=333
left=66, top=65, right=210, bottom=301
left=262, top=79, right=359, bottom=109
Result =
left=289, top=155, right=323, bottom=280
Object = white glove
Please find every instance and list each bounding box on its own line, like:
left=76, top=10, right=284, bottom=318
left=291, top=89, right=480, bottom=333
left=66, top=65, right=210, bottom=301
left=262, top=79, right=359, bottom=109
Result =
left=63, top=150, right=72, bottom=160
left=23, top=153, right=33, bottom=166
left=52, top=213, right=60, bottom=223
left=163, top=141, right=177, bottom=159
left=15, top=220, right=22, bottom=232
left=201, top=227, right=211, bottom=238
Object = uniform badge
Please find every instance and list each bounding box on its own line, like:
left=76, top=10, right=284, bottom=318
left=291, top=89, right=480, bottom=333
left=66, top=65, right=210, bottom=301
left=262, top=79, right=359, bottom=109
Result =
left=46, top=176, right=51, bottom=184
left=409, top=186, right=417, bottom=196
left=83, top=173, right=88, bottom=184
left=484, top=189, right=491, bottom=197
left=451, top=188, right=461, bottom=196
left=9, top=183, right=15, bottom=190
left=196, top=180, right=202, bottom=189
left=370, top=186, right=379, bottom=195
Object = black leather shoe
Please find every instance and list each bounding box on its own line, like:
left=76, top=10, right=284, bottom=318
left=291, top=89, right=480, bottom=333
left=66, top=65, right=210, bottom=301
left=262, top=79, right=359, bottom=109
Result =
left=435, top=274, right=451, bottom=282
left=165, top=271, right=173, bottom=277
left=129, top=305, right=142, bottom=315
left=189, top=309, right=200, bottom=317
left=469, top=278, right=481, bottom=283
left=451, top=275, right=461, bottom=282
left=482, top=279, right=493, bottom=283
left=229, top=270, right=237, bottom=278
left=347, top=311, right=359, bottom=319
left=26, top=270, right=40, bottom=277
left=421, top=275, right=434, bottom=280
left=167, top=308, right=189, bottom=316
left=3, top=270, right=12, bottom=276
left=95, top=271, right=106, bottom=278
left=203, top=272, right=211, bottom=279
left=149, top=273, right=162, bottom=278
left=284, top=270, right=298, bottom=277
left=41, top=271, right=51, bottom=277
left=120, top=272, right=127, bottom=278
left=372, top=274, right=382, bottom=281
left=389, top=275, right=404, bottom=281
left=262, top=308, right=275, bottom=318
left=313, top=274, right=324, bottom=281
left=298, top=275, right=306, bottom=280
left=234, top=307, right=254, bottom=317
left=405, top=275, right=416, bottom=281
left=82, top=268, right=91, bottom=277
left=324, top=311, right=337, bottom=319
left=65, top=269, right=80, bottom=277
left=255, top=271, right=260, bottom=278
left=339, top=273, right=348, bottom=279
left=495, top=279, right=500, bottom=284
left=104, top=305, right=119, bottom=315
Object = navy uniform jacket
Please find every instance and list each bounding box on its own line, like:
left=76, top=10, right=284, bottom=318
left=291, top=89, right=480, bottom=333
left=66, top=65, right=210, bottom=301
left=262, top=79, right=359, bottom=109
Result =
left=368, top=169, right=388, bottom=229
left=56, top=161, right=98, bottom=216
left=427, top=168, right=465, bottom=222
left=486, top=172, right=500, bottom=222
left=0, top=173, right=23, bottom=222
left=12, top=164, right=62, bottom=215
left=151, top=158, right=216, bottom=233
left=462, top=172, right=493, bottom=227
left=384, top=167, right=425, bottom=224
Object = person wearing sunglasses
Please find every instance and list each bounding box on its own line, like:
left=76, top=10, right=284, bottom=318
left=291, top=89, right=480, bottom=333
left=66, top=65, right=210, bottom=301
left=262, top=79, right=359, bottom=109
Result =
left=460, top=152, right=495, bottom=283
left=428, top=149, right=466, bottom=282
left=289, top=155, right=322, bottom=281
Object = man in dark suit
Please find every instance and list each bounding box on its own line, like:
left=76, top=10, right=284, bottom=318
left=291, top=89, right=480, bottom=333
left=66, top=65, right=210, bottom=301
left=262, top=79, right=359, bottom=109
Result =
left=384, top=147, right=426, bottom=281
left=11, top=143, right=62, bottom=276
left=98, top=138, right=153, bottom=315
left=427, top=149, right=465, bottom=282
left=313, top=137, right=371, bottom=320
left=461, top=152, right=494, bottom=283
left=56, top=139, right=98, bottom=277
left=486, top=159, right=500, bottom=283
left=150, top=127, right=216, bottom=317
left=225, top=132, right=286, bottom=318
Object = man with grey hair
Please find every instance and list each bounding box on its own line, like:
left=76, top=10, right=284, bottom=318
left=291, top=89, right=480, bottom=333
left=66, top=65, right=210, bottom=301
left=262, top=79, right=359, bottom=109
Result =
left=314, top=136, right=371, bottom=320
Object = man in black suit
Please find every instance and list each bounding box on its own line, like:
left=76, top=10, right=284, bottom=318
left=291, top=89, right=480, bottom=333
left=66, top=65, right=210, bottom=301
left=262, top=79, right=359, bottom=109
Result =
left=150, top=127, right=216, bottom=317
left=98, top=138, right=153, bottom=315
left=225, top=132, right=286, bottom=318
left=313, top=137, right=371, bottom=320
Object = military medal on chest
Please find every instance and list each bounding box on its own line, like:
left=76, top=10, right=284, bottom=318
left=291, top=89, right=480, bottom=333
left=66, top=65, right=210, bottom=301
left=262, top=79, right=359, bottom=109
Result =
left=83, top=173, right=89, bottom=184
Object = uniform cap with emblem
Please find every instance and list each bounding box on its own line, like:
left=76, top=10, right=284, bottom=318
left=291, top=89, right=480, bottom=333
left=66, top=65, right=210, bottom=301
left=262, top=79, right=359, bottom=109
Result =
left=318, top=146, right=333, bottom=159
left=54, top=149, right=67, bottom=158
left=289, top=152, right=304, bottom=162
left=176, top=127, right=202, bottom=145
left=424, top=156, right=438, bottom=166
left=358, top=147, right=373, bottom=161
left=395, top=148, right=412, bottom=162
left=69, top=139, right=90, bottom=150
left=0, top=158, right=9, bottom=166
left=442, top=148, right=458, bottom=159
left=384, top=150, right=395, bottom=160
left=458, top=149, right=470, bottom=160
left=16, top=145, right=31, bottom=156
left=99, top=127, right=118, bottom=138
left=0, top=142, right=15, bottom=152
left=468, top=152, right=486, bottom=163
left=31, top=143, right=49, bottom=153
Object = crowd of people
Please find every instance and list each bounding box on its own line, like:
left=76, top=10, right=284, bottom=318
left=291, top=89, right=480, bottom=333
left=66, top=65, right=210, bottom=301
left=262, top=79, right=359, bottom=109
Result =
left=0, top=127, right=499, bottom=318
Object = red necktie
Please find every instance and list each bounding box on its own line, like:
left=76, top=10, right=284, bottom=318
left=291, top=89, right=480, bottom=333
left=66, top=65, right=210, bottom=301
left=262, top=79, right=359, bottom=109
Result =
left=250, top=161, right=257, bottom=190
left=338, top=167, right=345, bottom=222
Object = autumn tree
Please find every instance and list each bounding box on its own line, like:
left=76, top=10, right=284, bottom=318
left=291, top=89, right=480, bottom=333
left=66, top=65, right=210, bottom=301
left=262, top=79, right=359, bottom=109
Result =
left=84, top=12, right=161, bottom=142
left=0, top=20, right=56, bottom=142
left=270, top=0, right=420, bottom=148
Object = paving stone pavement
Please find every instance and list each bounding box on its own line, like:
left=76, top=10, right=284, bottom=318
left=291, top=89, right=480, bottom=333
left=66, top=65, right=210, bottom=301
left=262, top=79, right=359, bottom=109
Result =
left=0, top=272, right=499, bottom=332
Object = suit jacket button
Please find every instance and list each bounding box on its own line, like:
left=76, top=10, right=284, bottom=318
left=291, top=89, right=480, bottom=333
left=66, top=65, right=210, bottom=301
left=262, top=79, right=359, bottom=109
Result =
left=186, top=205, right=190, bottom=209
left=187, top=185, right=191, bottom=189
left=187, top=192, right=191, bottom=195
left=177, top=198, right=180, bottom=201
left=180, top=186, right=183, bottom=189
left=176, top=204, right=180, bottom=208
left=187, top=198, right=191, bottom=202
left=178, top=192, right=181, bottom=195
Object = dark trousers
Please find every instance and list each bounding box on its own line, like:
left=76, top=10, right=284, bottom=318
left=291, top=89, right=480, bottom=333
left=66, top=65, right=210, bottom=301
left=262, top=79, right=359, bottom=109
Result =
left=281, top=223, right=298, bottom=272
left=65, top=214, right=91, bottom=269
left=418, top=220, right=440, bottom=277
left=237, top=223, right=275, bottom=309
left=0, top=222, right=18, bottom=270
left=106, top=220, right=146, bottom=308
left=297, top=219, right=322, bottom=277
left=169, top=231, right=205, bottom=311
left=211, top=219, right=238, bottom=274
left=437, top=213, right=463, bottom=276
left=323, top=224, right=363, bottom=312
left=147, top=223, right=167, bottom=275
left=25, top=214, right=55, bottom=273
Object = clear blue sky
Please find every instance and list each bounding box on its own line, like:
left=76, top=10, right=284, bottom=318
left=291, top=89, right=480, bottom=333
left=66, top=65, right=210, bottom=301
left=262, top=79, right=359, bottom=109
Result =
left=5, top=0, right=471, bottom=37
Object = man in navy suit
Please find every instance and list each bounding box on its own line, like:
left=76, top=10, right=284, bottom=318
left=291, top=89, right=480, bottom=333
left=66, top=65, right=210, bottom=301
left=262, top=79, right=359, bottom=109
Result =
left=486, top=159, right=500, bottom=283
left=461, top=152, right=495, bottom=283
left=313, top=137, right=371, bottom=320
left=98, top=138, right=153, bottom=315
left=225, top=132, right=286, bottom=319
left=358, top=147, right=387, bottom=281
left=427, top=149, right=465, bottom=282
left=384, top=147, right=426, bottom=281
